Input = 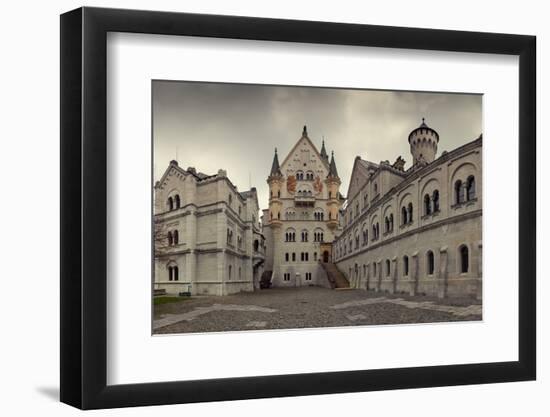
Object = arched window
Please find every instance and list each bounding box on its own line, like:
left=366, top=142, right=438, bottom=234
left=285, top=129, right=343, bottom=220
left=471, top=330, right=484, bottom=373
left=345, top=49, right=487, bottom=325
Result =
left=407, top=203, right=413, bottom=223
left=173, top=230, right=179, bottom=245
left=460, top=245, right=469, bottom=273
left=427, top=251, right=435, bottom=275
left=433, top=190, right=440, bottom=212
left=173, top=266, right=179, bottom=281
left=389, top=214, right=394, bottom=231
left=238, top=206, right=242, bottom=215
left=385, top=217, right=390, bottom=233
left=239, top=267, right=242, bottom=279
left=277, top=190, right=281, bottom=198
left=386, top=259, right=391, bottom=277
left=374, top=183, right=378, bottom=194
left=168, top=266, right=173, bottom=281
left=302, top=231, right=308, bottom=242
left=174, top=195, right=180, bottom=209
left=167, top=197, right=174, bottom=211
left=402, top=206, right=408, bottom=225
left=228, top=265, right=232, bottom=280
left=167, top=231, right=173, bottom=246
left=403, top=255, right=409, bottom=276
left=285, top=253, right=289, bottom=262
left=466, top=176, right=476, bottom=201
left=424, top=194, right=432, bottom=215
left=228, top=194, right=232, bottom=206
left=455, top=180, right=463, bottom=204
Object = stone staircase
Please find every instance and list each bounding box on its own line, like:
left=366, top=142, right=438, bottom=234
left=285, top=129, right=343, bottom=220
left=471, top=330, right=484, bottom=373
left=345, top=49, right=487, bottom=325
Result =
left=320, top=262, right=350, bottom=289
left=260, top=270, right=273, bottom=289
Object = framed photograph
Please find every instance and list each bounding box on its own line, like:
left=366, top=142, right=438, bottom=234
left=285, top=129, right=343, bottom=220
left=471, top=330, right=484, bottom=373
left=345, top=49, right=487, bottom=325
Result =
left=60, top=6, right=536, bottom=409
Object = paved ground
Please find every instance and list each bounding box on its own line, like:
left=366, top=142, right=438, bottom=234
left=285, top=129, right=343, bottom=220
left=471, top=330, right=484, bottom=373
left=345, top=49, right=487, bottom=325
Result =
left=153, top=287, right=482, bottom=334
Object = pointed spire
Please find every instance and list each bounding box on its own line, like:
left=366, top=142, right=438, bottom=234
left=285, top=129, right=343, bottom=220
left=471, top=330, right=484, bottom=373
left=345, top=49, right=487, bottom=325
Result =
left=302, top=125, right=308, bottom=137
left=320, top=139, right=328, bottom=161
left=270, top=147, right=282, bottom=176
left=328, top=151, right=339, bottom=178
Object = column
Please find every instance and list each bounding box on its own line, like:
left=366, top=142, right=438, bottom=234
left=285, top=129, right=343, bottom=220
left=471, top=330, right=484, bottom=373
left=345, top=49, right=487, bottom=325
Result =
left=438, top=247, right=448, bottom=299
left=476, top=242, right=483, bottom=300
left=410, top=252, right=419, bottom=296
left=376, top=260, right=382, bottom=292
left=185, top=209, right=198, bottom=295
left=390, top=257, right=398, bottom=294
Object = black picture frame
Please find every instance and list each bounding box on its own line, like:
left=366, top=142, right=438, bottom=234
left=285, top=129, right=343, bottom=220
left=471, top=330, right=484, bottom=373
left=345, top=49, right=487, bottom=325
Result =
left=60, top=6, right=536, bottom=410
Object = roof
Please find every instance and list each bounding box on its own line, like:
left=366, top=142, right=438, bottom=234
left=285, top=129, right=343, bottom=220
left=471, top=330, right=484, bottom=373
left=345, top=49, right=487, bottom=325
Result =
left=320, top=140, right=329, bottom=161
left=269, top=148, right=282, bottom=177
left=328, top=151, right=339, bottom=178
left=357, top=158, right=379, bottom=171
left=408, top=117, right=439, bottom=142
left=278, top=125, right=330, bottom=171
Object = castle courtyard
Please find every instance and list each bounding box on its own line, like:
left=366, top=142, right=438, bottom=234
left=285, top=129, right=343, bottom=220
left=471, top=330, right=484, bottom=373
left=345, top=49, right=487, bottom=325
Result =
left=153, top=287, right=481, bottom=334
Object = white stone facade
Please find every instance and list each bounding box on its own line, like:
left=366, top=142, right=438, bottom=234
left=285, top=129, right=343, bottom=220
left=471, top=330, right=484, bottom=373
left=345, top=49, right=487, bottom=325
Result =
left=262, top=126, right=344, bottom=287
left=334, top=121, right=482, bottom=299
left=153, top=161, right=265, bottom=296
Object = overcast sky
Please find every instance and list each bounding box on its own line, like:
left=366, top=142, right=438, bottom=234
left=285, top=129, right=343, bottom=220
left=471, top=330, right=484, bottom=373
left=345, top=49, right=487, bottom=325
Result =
left=153, top=81, right=482, bottom=212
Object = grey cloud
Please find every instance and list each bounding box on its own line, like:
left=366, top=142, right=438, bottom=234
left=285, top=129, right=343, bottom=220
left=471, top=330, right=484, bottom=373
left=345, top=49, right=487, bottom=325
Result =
left=153, top=81, right=481, bottom=211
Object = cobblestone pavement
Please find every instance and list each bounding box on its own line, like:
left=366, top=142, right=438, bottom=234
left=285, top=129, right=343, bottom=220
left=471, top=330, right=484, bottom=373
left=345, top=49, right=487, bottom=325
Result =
left=153, top=287, right=482, bottom=334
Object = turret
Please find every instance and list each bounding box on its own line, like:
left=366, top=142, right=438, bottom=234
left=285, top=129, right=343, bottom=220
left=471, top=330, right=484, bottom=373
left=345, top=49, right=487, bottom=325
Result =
left=325, top=151, right=342, bottom=229
left=267, top=148, right=284, bottom=227
left=320, top=139, right=329, bottom=162
left=408, top=118, right=439, bottom=166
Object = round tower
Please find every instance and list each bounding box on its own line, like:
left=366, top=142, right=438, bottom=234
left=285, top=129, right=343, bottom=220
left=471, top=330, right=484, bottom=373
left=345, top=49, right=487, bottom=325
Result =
left=408, top=118, right=439, bottom=166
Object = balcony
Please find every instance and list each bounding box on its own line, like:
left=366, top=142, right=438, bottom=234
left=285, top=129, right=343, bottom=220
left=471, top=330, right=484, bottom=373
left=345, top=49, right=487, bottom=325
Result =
left=294, top=194, right=315, bottom=207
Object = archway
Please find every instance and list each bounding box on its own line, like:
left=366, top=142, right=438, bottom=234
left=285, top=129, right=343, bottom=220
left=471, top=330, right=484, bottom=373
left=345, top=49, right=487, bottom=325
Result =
left=323, top=250, right=329, bottom=263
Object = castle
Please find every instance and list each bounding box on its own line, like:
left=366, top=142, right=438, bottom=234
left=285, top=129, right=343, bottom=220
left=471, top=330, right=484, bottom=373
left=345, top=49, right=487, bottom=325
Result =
left=261, top=126, right=345, bottom=288
left=153, top=164, right=265, bottom=296
left=332, top=120, right=482, bottom=299
left=154, top=119, right=482, bottom=299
